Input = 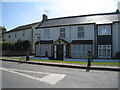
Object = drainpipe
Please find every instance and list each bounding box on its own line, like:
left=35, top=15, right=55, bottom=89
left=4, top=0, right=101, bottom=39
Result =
left=31, top=27, right=34, bottom=55
left=69, top=26, right=72, bottom=58
left=69, top=26, right=71, bottom=42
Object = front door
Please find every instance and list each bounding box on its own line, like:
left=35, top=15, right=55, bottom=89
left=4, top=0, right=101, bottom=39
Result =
left=56, top=44, right=63, bottom=60
left=98, top=45, right=111, bottom=58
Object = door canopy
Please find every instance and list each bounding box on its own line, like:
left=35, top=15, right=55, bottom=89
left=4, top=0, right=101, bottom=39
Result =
left=52, top=38, right=69, bottom=45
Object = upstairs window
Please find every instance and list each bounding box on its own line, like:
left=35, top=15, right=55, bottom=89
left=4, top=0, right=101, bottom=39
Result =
left=15, top=32, right=17, bottom=37
left=60, top=28, right=65, bottom=38
left=22, top=30, right=26, bottom=37
left=78, top=27, right=84, bottom=38
left=98, top=25, right=111, bottom=35
left=44, top=29, right=50, bottom=39
left=8, top=35, right=11, bottom=38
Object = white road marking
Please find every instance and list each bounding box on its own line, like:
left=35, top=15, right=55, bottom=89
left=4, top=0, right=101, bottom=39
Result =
left=0, top=67, right=66, bottom=85
left=40, top=74, right=65, bottom=85
left=2, top=67, right=53, bottom=75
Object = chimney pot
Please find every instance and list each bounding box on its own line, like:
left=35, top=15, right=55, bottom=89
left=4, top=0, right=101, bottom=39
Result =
left=42, top=14, right=48, bottom=21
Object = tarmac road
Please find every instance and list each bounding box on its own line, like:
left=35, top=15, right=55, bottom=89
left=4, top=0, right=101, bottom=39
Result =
left=1, top=61, right=119, bottom=88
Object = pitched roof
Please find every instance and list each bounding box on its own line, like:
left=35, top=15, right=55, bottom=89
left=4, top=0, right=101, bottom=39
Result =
left=6, top=22, right=40, bottom=33
left=53, top=38, right=70, bottom=45
left=36, top=11, right=120, bottom=29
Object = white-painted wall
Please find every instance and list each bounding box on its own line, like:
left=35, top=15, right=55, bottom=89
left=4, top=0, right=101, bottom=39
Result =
left=34, top=24, right=95, bottom=57
left=34, top=24, right=95, bottom=42
left=112, top=22, right=120, bottom=58
left=4, top=28, right=32, bottom=43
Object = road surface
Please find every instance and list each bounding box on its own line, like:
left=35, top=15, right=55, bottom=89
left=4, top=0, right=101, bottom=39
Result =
left=1, top=61, right=119, bottom=88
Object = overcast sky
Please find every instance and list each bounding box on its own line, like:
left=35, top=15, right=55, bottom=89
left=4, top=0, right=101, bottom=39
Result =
left=1, top=0, right=119, bottom=31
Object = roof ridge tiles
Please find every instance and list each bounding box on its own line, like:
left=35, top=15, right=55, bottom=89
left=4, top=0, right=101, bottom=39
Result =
left=47, top=11, right=119, bottom=21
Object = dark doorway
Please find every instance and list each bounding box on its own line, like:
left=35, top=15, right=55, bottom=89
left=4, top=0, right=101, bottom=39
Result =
left=56, top=44, right=63, bottom=60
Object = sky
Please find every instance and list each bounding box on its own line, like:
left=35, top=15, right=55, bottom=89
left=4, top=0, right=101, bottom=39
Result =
left=1, top=0, right=119, bottom=31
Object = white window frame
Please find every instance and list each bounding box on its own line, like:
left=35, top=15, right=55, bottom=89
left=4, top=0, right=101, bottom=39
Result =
left=98, top=45, right=111, bottom=58
left=78, top=27, right=84, bottom=38
left=72, top=44, right=92, bottom=58
left=60, top=28, right=66, bottom=38
left=98, top=25, right=111, bottom=35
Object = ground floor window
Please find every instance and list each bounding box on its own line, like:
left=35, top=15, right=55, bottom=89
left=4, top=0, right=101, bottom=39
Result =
left=35, top=44, right=51, bottom=57
left=98, top=45, right=111, bottom=58
left=72, top=44, right=92, bottom=58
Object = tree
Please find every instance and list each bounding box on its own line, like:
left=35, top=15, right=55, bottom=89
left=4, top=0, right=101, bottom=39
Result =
left=0, top=26, right=7, bottom=41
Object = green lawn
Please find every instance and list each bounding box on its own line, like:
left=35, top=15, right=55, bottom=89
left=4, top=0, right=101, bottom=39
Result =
left=29, top=59, right=119, bottom=66
left=1, top=57, right=119, bottom=66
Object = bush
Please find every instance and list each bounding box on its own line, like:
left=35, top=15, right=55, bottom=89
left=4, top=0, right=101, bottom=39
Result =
left=1, top=40, right=30, bottom=51
left=15, top=40, right=30, bottom=51
left=1, top=41, right=15, bottom=50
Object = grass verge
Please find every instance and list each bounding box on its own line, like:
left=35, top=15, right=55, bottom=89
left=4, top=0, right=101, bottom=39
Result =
left=1, top=57, right=119, bottom=66
left=29, top=59, right=119, bottom=66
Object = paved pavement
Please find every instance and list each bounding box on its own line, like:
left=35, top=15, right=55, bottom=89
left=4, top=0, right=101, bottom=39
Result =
left=1, top=61, right=119, bottom=88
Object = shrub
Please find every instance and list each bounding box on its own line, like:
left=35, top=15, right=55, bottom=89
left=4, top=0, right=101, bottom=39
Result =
left=1, top=40, right=30, bottom=51
left=1, top=41, right=15, bottom=50
left=15, top=40, right=30, bottom=51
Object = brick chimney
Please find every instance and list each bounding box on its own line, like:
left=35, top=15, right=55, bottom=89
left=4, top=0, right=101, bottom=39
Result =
left=42, top=14, right=48, bottom=21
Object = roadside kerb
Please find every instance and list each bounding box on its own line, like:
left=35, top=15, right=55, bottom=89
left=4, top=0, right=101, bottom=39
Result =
left=1, top=58, right=120, bottom=71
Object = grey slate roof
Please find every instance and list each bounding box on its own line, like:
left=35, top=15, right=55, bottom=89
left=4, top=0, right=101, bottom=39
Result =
left=6, top=21, right=40, bottom=33
left=36, top=11, right=120, bottom=29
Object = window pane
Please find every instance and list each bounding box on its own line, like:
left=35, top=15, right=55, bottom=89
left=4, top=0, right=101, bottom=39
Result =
left=107, top=45, right=110, bottom=48
left=78, top=27, right=84, bottom=37
left=8, top=35, right=11, bottom=38
left=60, top=28, right=65, bottom=32
left=98, top=25, right=111, bottom=35
left=98, top=45, right=102, bottom=48
left=107, top=49, right=110, bottom=57
left=76, top=45, right=81, bottom=57
left=72, top=45, right=76, bottom=58
left=83, top=45, right=87, bottom=57
left=44, top=29, right=49, bottom=39
left=22, top=31, right=26, bottom=37
left=99, top=49, right=102, bottom=57
left=103, top=46, right=106, bottom=57
left=60, top=28, right=65, bottom=38
left=88, top=44, right=92, bottom=51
